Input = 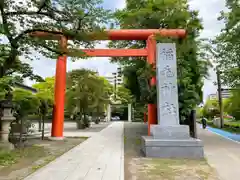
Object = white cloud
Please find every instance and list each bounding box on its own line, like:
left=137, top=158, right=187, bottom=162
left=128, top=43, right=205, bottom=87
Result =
left=189, top=0, right=226, bottom=101
left=116, top=0, right=126, bottom=9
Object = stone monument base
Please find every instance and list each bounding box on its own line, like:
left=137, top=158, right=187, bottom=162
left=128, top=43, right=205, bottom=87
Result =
left=141, top=125, right=204, bottom=159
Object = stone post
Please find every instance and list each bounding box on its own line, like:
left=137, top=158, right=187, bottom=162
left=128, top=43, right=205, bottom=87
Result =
left=128, top=104, right=132, bottom=122
left=107, top=104, right=111, bottom=122
left=0, top=100, right=15, bottom=150
left=141, top=43, right=204, bottom=158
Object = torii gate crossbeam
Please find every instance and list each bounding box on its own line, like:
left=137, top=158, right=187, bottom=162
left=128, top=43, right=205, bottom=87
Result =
left=30, top=29, right=186, bottom=139
left=81, top=49, right=148, bottom=57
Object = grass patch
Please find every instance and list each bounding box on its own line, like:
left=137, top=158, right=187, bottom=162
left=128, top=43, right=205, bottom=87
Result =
left=135, top=158, right=218, bottom=179
left=31, top=155, right=56, bottom=171
left=0, top=146, right=45, bottom=167
left=135, top=138, right=141, bottom=145
left=0, top=151, right=18, bottom=166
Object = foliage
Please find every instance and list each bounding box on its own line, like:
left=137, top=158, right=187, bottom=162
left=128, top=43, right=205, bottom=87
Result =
left=109, top=0, right=211, bottom=122
left=202, top=99, right=219, bottom=119
left=223, top=90, right=240, bottom=120
left=66, top=69, right=112, bottom=127
left=214, top=1, right=240, bottom=119
left=0, top=146, right=45, bottom=166
left=0, top=150, right=17, bottom=166
left=196, top=106, right=203, bottom=119
left=115, top=85, right=133, bottom=104
left=94, top=76, right=113, bottom=115
left=0, top=0, right=112, bottom=80
left=133, top=102, right=147, bottom=121
left=33, top=77, right=55, bottom=105
left=0, top=44, right=43, bottom=81
left=0, top=75, right=31, bottom=99
left=13, top=88, right=40, bottom=121
left=224, top=121, right=240, bottom=133
left=202, top=118, right=240, bottom=133
left=0, top=76, right=14, bottom=99
left=213, top=0, right=240, bottom=87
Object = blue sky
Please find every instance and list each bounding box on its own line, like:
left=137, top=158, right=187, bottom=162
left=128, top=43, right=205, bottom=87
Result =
left=25, top=0, right=226, bottom=101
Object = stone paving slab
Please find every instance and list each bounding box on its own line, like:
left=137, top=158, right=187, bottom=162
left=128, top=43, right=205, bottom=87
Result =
left=24, top=122, right=124, bottom=180
left=31, top=122, right=111, bottom=138
left=198, top=125, right=240, bottom=180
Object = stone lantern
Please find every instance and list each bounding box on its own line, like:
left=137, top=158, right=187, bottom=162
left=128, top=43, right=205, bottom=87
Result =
left=0, top=89, right=16, bottom=150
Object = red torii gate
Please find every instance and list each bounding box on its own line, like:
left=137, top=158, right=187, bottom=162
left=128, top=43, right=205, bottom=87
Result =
left=31, top=29, right=186, bottom=139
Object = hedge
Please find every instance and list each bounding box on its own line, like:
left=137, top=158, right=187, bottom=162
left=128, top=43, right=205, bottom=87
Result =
left=224, top=121, right=240, bottom=133
left=197, top=119, right=240, bottom=133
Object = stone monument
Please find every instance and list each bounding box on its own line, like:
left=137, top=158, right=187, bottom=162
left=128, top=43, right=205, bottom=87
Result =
left=141, top=43, right=204, bottom=158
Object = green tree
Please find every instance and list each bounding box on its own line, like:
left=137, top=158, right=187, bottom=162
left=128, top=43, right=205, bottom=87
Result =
left=13, top=89, right=40, bottom=121
left=214, top=0, right=240, bottom=87
left=115, top=85, right=133, bottom=104
left=196, top=106, right=203, bottom=119
left=33, top=77, right=55, bottom=105
left=12, top=89, right=40, bottom=146
left=109, top=0, right=211, bottom=122
left=110, top=85, right=133, bottom=120
left=224, top=91, right=240, bottom=120
left=0, top=0, right=111, bottom=78
left=66, top=69, right=112, bottom=128
left=202, top=99, right=219, bottom=119
left=31, top=76, right=55, bottom=131
left=0, top=44, right=43, bottom=82
left=93, top=76, right=113, bottom=121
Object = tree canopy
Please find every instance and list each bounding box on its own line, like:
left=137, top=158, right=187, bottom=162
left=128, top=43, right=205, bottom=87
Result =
left=33, top=76, right=55, bottom=105
left=213, top=0, right=240, bottom=87
left=13, top=88, right=40, bottom=120
left=115, top=86, right=133, bottom=104
left=202, top=98, right=220, bottom=119
left=0, top=0, right=112, bottom=80
left=222, top=91, right=240, bottom=120
left=65, top=69, right=113, bottom=117
left=109, top=0, right=211, bottom=122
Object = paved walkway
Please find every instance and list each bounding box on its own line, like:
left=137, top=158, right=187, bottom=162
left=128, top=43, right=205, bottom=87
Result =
left=198, top=125, right=240, bottom=180
left=31, top=122, right=111, bottom=138
left=25, top=122, right=124, bottom=180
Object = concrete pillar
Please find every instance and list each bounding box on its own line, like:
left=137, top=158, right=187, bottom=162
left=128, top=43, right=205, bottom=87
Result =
left=128, top=104, right=132, bottom=122
left=107, top=104, right=111, bottom=122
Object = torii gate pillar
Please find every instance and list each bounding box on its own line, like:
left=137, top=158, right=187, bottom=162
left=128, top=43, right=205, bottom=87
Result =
left=147, top=35, right=157, bottom=135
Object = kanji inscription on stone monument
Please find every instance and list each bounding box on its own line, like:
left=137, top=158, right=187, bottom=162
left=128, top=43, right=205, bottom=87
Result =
left=156, top=43, right=180, bottom=126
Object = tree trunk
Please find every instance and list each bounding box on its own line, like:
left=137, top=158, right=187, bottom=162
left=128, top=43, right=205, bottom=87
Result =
left=19, top=118, right=23, bottom=148
left=95, top=106, right=100, bottom=124
left=41, top=115, right=45, bottom=140
left=38, top=118, right=42, bottom=132
left=76, top=108, right=85, bottom=129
